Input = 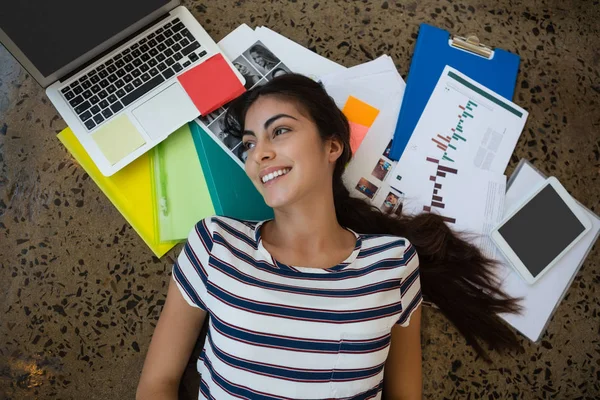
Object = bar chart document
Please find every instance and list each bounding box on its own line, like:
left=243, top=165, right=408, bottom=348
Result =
left=391, top=66, right=528, bottom=178
left=387, top=66, right=527, bottom=254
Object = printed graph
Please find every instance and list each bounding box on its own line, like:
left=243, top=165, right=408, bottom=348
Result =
left=421, top=100, right=477, bottom=224
left=424, top=157, right=458, bottom=223
left=430, top=100, right=477, bottom=163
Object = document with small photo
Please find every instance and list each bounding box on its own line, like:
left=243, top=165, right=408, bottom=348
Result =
left=350, top=145, right=405, bottom=214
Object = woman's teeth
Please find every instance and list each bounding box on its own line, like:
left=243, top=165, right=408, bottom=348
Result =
left=262, top=168, right=290, bottom=184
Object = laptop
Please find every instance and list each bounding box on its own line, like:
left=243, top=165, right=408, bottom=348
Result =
left=0, top=0, right=244, bottom=176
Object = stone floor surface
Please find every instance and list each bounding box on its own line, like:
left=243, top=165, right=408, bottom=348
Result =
left=0, top=0, right=599, bottom=399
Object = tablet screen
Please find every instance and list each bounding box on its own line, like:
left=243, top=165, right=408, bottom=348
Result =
left=498, top=184, right=586, bottom=277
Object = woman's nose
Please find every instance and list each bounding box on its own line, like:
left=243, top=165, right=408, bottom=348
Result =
left=252, top=140, right=275, bottom=162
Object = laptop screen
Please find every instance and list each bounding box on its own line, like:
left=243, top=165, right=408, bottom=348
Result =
left=0, top=0, right=171, bottom=77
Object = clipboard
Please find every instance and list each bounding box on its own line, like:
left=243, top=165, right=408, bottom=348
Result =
left=388, top=24, right=520, bottom=161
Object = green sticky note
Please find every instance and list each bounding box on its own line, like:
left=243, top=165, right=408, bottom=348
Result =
left=152, top=123, right=215, bottom=242
left=91, top=115, right=146, bottom=165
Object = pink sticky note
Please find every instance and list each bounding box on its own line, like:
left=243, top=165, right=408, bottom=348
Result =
left=349, top=121, right=370, bottom=153
left=177, top=53, right=246, bottom=115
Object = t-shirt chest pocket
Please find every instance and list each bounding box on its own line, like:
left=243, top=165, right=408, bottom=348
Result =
left=330, top=330, right=392, bottom=398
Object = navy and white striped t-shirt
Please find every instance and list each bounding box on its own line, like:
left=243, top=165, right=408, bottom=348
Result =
left=173, top=216, right=422, bottom=400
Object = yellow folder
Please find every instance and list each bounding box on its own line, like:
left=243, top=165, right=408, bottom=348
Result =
left=57, top=127, right=178, bottom=258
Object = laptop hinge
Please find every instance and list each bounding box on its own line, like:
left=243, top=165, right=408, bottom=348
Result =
left=61, top=13, right=170, bottom=83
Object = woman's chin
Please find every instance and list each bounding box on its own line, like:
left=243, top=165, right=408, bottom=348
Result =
left=262, top=186, right=298, bottom=209
left=264, top=194, right=292, bottom=209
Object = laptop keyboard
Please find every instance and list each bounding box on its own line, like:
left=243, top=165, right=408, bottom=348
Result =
left=60, top=18, right=208, bottom=131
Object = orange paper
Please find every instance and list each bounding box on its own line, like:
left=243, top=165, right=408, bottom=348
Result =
left=342, top=96, right=380, bottom=127
left=178, top=53, right=246, bottom=115
left=348, top=121, right=370, bottom=153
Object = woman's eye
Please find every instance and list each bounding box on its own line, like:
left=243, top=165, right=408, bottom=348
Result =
left=243, top=141, right=256, bottom=150
left=273, top=127, right=290, bottom=136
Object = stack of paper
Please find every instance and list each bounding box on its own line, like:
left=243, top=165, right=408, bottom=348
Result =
left=498, top=160, right=600, bottom=341
left=319, top=56, right=407, bottom=214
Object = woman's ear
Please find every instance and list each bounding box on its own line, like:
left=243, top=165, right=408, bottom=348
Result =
left=327, top=137, right=345, bottom=164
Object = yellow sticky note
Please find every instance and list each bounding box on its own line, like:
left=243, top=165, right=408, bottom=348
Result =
left=342, top=96, right=380, bottom=127
left=91, top=115, right=146, bottom=165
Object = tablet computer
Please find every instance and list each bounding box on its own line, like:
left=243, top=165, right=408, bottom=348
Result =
left=491, top=177, right=592, bottom=284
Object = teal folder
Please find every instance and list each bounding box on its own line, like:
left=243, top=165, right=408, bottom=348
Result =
left=190, top=121, right=274, bottom=221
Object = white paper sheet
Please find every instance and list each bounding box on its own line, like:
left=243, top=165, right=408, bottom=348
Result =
left=320, top=56, right=408, bottom=214
left=497, top=160, right=600, bottom=342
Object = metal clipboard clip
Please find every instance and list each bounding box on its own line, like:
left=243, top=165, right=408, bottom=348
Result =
left=451, top=34, right=493, bottom=59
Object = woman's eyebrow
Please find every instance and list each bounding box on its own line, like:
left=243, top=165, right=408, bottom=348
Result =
left=243, top=114, right=298, bottom=137
left=263, top=114, right=298, bottom=130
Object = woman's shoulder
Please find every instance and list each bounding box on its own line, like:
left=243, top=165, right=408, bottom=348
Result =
left=357, top=233, right=417, bottom=263
left=193, top=216, right=263, bottom=239
left=358, top=232, right=412, bottom=248
left=183, top=216, right=264, bottom=256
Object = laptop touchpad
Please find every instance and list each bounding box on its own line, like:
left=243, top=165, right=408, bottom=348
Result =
left=132, top=83, right=198, bottom=140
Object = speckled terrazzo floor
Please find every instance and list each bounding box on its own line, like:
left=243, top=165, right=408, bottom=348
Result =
left=1, top=0, right=599, bottom=399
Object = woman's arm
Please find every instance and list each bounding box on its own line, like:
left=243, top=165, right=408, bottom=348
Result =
left=136, top=278, right=207, bottom=400
left=383, top=306, right=423, bottom=400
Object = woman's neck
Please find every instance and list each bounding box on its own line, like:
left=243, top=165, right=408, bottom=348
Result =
left=261, top=189, right=356, bottom=267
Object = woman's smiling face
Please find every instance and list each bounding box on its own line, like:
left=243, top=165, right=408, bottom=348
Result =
left=250, top=50, right=267, bottom=68
left=241, top=95, right=340, bottom=209
left=234, top=62, right=251, bottom=76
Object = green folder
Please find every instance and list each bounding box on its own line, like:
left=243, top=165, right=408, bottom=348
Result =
left=190, top=121, right=274, bottom=221
left=152, top=123, right=215, bottom=242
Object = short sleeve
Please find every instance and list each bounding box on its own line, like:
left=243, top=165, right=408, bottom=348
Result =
left=172, top=218, right=214, bottom=310
left=396, top=241, right=423, bottom=327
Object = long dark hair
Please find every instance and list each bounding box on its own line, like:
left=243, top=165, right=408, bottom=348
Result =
left=223, top=74, right=522, bottom=361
